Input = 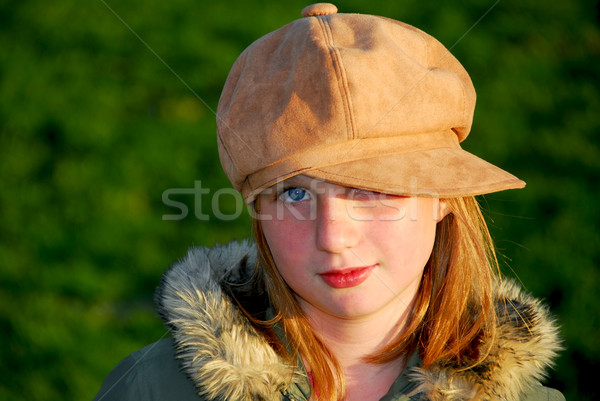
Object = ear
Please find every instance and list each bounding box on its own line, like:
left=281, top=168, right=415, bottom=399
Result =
left=435, top=199, right=451, bottom=222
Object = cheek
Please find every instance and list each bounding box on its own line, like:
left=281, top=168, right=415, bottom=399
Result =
left=261, top=218, right=313, bottom=277
left=380, top=224, right=434, bottom=266
left=376, top=202, right=438, bottom=269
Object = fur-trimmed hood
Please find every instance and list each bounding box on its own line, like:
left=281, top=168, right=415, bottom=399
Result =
left=155, top=240, right=561, bottom=401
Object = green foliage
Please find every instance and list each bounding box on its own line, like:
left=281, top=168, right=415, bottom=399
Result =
left=0, top=0, right=597, bottom=400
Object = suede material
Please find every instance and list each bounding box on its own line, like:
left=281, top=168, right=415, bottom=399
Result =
left=216, top=4, right=525, bottom=202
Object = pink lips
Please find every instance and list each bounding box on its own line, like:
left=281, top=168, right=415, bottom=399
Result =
left=319, top=265, right=376, bottom=289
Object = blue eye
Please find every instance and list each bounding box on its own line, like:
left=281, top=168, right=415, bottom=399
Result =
left=280, top=187, right=310, bottom=203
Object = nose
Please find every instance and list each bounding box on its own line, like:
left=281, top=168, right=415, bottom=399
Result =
left=315, top=195, right=360, bottom=253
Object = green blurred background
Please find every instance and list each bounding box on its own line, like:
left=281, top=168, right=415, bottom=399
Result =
left=1, top=0, right=598, bottom=400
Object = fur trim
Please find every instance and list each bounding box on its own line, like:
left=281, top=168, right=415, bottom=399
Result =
left=156, top=241, right=561, bottom=401
left=408, top=280, right=562, bottom=401
left=155, top=240, right=294, bottom=401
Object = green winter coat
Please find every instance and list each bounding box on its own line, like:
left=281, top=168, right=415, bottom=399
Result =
left=94, top=241, right=565, bottom=401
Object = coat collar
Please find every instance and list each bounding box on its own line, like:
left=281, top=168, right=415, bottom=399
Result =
left=155, top=240, right=561, bottom=401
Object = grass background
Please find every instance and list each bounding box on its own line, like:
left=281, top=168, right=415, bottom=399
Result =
left=1, top=0, right=598, bottom=400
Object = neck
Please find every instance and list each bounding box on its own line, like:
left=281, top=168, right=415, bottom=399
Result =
left=301, top=301, right=412, bottom=401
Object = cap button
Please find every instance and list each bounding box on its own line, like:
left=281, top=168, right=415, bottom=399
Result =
left=301, top=3, right=338, bottom=17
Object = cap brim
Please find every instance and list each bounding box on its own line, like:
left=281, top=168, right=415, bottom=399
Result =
left=304, top=147, right=525, bottom=198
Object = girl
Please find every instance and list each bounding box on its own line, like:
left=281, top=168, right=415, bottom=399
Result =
left=94, top=4, right=564, bottom=400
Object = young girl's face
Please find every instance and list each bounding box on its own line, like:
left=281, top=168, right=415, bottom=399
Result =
left=258, top=175, right=447, bottom=321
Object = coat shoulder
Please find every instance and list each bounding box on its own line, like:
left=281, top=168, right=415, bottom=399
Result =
left=93, top=338, right=201, bottom=401
left=154, top=240, right=297, bottom=401
left=407, top=279, right=564, bottom=401
left=522, top=384, right=565, bottom=401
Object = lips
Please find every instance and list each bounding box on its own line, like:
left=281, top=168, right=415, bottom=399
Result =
left=319, top=265, right=376, bottom=289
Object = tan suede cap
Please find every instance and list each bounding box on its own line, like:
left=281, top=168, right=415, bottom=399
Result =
left=217, top=3, right=525, bottom=203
